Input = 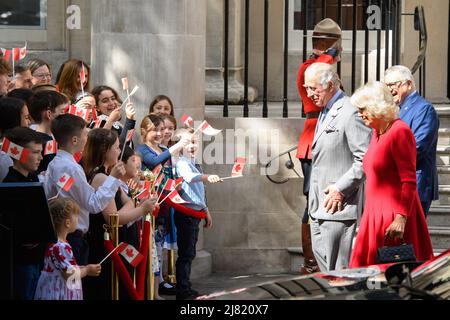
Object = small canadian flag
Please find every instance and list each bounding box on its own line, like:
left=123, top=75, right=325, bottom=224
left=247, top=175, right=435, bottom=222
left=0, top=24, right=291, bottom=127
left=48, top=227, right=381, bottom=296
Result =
left=1, top=48, right=11, bottom=61
left=164, top=179, right=175, bottom=191
left=175, top=177, right=183, bottom=186
left=92, top=118, right=102, bottom=129
left=231, top=157, right=246, bottom=177
left=154, top=173, right=164, bottom=187
left=117, top=242, right=144, bottom=267
left=57, top=173, right=74, bottom=192
left=44, top=140, right=57, bottom=156
left=152, top=164, right=162, bottom=177
left=136, top=180, right=151, bottom=200
left=1, top=138, right=30, bottom=163
left=91, top=108, right=98, bottom=121
left=199, top=120, right=221, bottom=136
left=121, top=77, right=129, bottom=91
left=73, top=151, right=83, bottom=163
left=12, top=44, right=27, bottom=61
left=125, top=129, right=135, bottom=143
left=66, top=104, right=91, bottom=122
left=168, top=191, right=188, bottom=204
left=79, top=64, right=86, bottom=84
left=181, top=115, right=194, bottom=128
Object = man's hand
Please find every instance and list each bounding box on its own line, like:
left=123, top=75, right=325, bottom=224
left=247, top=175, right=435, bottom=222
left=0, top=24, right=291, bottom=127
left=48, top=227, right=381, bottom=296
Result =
left=323, top=184, right=344, bottom=214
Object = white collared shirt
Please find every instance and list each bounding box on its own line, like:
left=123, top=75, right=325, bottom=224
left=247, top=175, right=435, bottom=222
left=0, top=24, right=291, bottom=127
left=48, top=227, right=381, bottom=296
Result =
left=44, top=149, right=121, bottom=233
left=0, top=151, right=13, bottom=182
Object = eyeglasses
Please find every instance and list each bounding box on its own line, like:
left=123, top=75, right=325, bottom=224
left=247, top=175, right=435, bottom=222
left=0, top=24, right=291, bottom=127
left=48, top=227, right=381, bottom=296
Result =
left=33, top=73, right=52, bottom=79
left=385, top=80, right=407, bottom=90
left=303, top=85, right=324, bottom=93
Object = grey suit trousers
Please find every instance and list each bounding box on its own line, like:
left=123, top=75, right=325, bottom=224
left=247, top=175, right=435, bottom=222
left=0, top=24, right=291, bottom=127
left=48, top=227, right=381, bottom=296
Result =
left=310, top=218, right=356, bottom=271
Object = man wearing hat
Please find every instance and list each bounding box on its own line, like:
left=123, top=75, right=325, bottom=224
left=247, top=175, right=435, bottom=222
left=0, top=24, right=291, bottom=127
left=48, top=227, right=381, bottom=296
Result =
left=296, top=18, right=343, bottom=274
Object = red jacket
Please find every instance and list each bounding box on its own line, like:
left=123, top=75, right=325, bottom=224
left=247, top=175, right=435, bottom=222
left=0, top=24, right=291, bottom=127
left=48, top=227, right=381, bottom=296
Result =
left=296, top=54, right=334, bottom=159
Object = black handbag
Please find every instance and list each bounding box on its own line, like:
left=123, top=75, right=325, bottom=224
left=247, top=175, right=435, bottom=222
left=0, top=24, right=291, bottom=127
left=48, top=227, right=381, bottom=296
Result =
left=376, top=235, right=417, bottom=264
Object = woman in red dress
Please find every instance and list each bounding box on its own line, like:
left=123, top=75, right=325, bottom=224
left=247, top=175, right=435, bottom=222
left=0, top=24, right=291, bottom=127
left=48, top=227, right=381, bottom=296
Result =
left=349, top=82, right=433, bottom=267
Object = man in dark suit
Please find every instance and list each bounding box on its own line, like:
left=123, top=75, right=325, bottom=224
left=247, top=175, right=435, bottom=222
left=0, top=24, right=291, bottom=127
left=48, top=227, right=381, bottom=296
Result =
left=384, top=65, right=439, bottom=216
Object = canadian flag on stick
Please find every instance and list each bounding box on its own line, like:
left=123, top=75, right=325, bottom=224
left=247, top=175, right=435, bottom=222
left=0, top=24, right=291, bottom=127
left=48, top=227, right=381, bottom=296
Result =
left=231, top=157, right=246, bottom=177
left=135, top=180, right=151, bottom=200
left=168, top=191, right=188, bottom=204
left=197, top=120, right=222, bottom=136
left=154, top=173, right=164, bottom=188
left=79, top=64, right=86, bottom=84
left=66, top=104, right=91, bottom=122
left=121, top=77, right=129, bottom=91
left=92, top=118, right=102, bottom=129
left=152, top=164, right=162, bottom=177
left=57, top=173, right=74, bottom=192
left=117, top=242, right=144, bottom=267
left=1, top=138, right=30, bottom=163
left=12, top=44, right=27, bottom=61
left=126, top=129, right=135, bottom=143
left=181, top=115, right=194, bottom=128
left=1, top=48, right=11, bottom=61
left=44, top=140, right=57, bottom=156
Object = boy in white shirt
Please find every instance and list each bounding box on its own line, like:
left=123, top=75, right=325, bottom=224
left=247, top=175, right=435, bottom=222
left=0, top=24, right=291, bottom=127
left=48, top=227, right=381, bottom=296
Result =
left=44, top=114, right=125, bottom=265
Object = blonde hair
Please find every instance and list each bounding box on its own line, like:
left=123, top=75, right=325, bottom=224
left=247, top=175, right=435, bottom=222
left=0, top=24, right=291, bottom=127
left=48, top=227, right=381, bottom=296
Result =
left=48, top=198, right=80, bottom=230
left=351, top=81, right=399, bottom=122
left=173, top=127, right=194, bottom=142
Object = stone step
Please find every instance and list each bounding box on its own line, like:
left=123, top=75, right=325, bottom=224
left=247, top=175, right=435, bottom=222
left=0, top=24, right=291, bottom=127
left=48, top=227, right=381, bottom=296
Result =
left=435, top=105, right=450, bottom=117
left=287, top=247, right=305, bottom=273
left=191, top=250, right=212, bottom=280
left=429, top=227, right=450, bottom=249
left=438, top=128, right=450, bottom=145
left=435, top=185, right=450, bottom=205
left=437, top=166, right=450, bottom=185
left=428, top=205, right=450, bottom=227
left=437, top=146, right=450, bottom=165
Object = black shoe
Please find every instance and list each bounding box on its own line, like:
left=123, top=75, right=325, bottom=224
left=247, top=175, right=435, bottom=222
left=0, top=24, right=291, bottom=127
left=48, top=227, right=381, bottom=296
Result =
left=188, top=288, right=199, bottom=296
left=176, top=292, right=199, bottom=300
left=159, top=282, right=176, bottom=295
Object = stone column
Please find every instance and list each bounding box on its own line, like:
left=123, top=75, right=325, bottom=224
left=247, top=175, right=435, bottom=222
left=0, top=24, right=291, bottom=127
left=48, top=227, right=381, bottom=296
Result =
left=206, top=0, right=257, bottom=104
left=90, top=0, right=206, bottom=122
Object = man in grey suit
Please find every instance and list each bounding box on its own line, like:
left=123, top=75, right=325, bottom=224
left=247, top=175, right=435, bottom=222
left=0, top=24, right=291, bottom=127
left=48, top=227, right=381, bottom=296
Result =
left=305, top=63, right=371, bottom=271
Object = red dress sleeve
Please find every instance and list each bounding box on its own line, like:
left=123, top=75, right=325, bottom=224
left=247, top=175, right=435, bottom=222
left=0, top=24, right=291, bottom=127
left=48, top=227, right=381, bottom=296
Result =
left=389, top=123, right=418, bottom=217
left=295, top=54, right=334, bottom=159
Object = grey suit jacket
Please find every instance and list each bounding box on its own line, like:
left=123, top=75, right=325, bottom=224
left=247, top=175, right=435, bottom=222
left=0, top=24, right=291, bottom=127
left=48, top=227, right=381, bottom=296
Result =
left=309, top=93, right=372, bottom=221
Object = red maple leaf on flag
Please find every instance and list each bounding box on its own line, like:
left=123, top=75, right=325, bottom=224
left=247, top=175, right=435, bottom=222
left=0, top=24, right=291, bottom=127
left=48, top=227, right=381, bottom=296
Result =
left=10, top=147, right=19, bottom=156
left=126, top=248, right=134, bottom=258
left=59, top=176, right=66, bottom=183
left=47, top=143, right=53, bottom=151
left=235, top=164, right=241, bottom=172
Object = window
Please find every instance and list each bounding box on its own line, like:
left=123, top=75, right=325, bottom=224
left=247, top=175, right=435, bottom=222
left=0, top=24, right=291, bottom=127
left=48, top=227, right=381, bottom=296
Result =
left=293, top=0, right=365, bottom=31
left=0, top=0, right=47, bottom=29
left=289, top=0, right=394, bottom=52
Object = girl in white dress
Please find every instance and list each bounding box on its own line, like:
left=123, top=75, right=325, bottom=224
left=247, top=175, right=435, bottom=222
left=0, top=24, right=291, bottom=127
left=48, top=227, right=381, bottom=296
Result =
left=34, top=198, right=101, bottom=300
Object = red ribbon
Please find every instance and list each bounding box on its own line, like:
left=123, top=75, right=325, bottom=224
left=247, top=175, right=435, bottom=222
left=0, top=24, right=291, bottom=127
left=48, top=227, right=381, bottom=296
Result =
left=136, top=219, right=151, bottom=298
left=165, top=197, right=207, bottom=219
left=103, top=218, right=151, bottom=300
